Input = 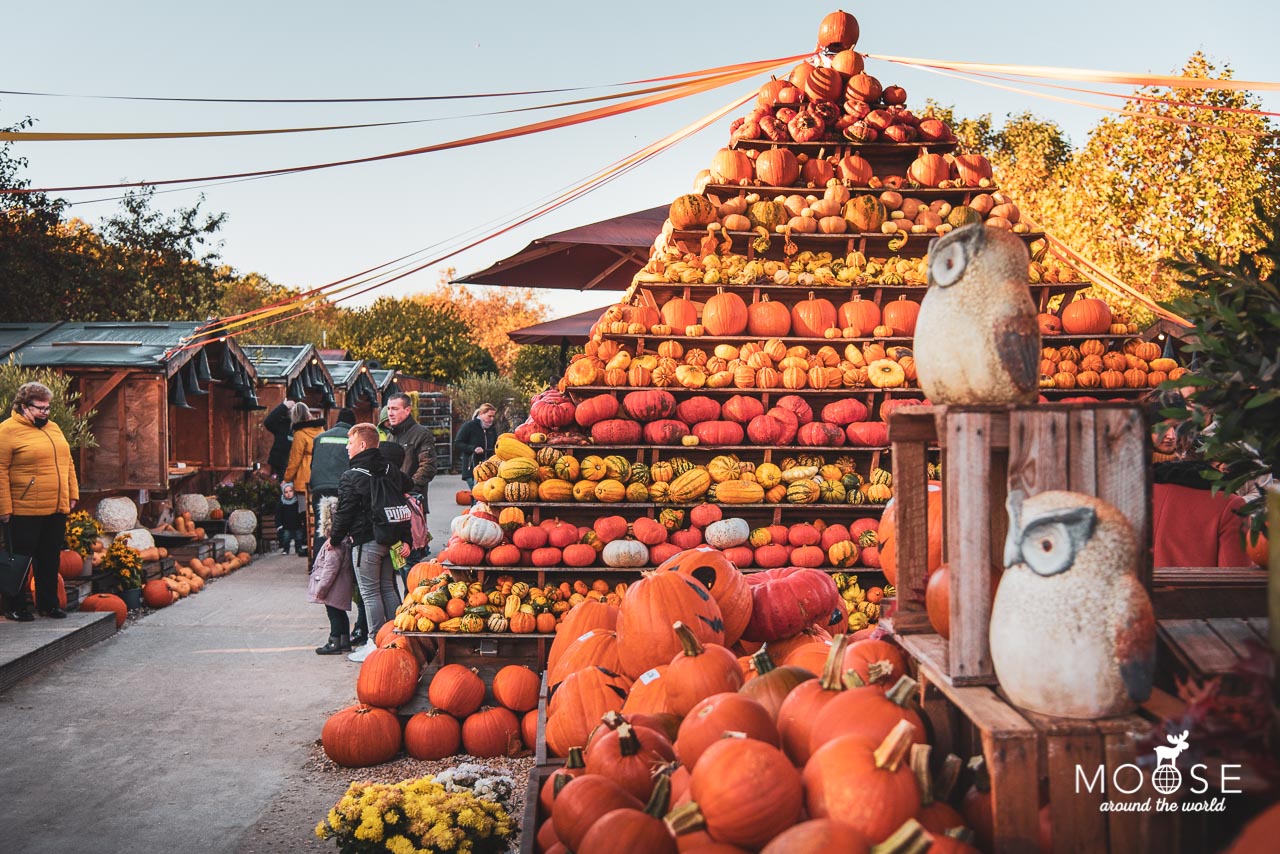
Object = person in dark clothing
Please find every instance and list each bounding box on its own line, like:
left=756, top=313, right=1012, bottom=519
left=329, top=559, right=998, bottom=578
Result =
left=383, top=393, right=436, bottom=509
left=275, top=482, right=306, bottom=556
left=454, top=403, right=499, bottom=491
left=263, top=399, right=296, bottom=477
left=329, top=422, right=401, bottom=662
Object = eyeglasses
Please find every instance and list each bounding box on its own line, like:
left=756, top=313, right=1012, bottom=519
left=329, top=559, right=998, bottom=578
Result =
left=27, top=403, right=51, bottom=413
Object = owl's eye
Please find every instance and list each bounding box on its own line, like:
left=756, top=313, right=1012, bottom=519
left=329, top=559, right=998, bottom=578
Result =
left=930, top=240, right=967, bottom=287
left=1019, top=521, right=1074, bottom=576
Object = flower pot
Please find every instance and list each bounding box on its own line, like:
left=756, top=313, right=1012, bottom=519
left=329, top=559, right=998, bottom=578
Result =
left=80, top=557, right=93, bottom=578
left=119, top=587, right=143, bottom=611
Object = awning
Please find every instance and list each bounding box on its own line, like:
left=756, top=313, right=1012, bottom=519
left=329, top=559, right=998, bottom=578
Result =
left=454, top=206, right=666, bottom=291
left=507, top=307, right=606, bottom=346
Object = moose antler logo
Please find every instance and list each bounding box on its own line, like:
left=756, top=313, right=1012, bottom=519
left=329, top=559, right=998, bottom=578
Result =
left=1154, top=730, right=1190, bottom=768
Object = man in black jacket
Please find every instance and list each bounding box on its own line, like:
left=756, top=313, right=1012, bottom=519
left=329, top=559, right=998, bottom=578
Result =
left=329, top=422, right=402, bottom=662
left=262, top=399, right=296, bottom=477
left=383, top=393, right=436, bottom=510
left=454, top=402, right=498, bottom=491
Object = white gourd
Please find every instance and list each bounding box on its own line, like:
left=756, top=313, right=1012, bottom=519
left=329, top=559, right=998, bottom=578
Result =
left=705, top=517, right=751, bottom=549
left=96, top=497, right=138, bottom=532
left=603, top=539, right=650, bottom=568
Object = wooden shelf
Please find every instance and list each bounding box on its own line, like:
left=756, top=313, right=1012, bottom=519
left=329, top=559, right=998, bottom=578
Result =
left=1038, top=387, right=1150, bottom=398
left=487, top=501, right=887, bottom=512
left=704, top=182, right=1000, bottom=199
left=671, top=227, right=1044, bottom=253
left=729, top=138, right=957, bottom=156
left=566, top=385, right=924, bottom=398
left=601, top=331, right=915, bottom=348
left=537, top=443, right=893, bottom=453
left=437, top=564, right=890, bottom=578
left=634, top=281, right=1089, bottom=305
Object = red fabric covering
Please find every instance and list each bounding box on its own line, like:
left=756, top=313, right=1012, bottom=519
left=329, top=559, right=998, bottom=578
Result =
left=1152, top=483, right=1251, bottom=568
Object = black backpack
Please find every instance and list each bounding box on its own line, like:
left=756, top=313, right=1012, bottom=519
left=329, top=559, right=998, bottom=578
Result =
left=351, top=464, right=412, bottom=546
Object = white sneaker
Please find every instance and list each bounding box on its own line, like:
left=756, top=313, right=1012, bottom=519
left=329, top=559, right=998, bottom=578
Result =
left=347, top=639, right=377, bottom=663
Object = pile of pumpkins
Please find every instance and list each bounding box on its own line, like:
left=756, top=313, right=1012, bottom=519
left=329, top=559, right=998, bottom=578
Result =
left=480, top=428, right=898, bottom=510
left=137, top=550, right=254, bottom=609
left=440, top=499, right=892, bottom=579
left=531, top=543, right=1000, bottom=853
left=390, top=562, right=627, bottom=634
left=321, top=623, right=545, bottom=768
left=559, top=306, right=927, bottom=393
left=1035, top=316, right=1185, bottom=390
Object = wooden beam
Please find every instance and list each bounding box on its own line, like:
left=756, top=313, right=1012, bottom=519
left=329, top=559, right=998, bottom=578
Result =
left=78, top=370, right=129, bottom=415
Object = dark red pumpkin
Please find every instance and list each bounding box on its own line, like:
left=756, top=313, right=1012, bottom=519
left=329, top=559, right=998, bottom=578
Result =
left=623, top=389, right=677, bottom=422
left=797, top=421, right=846, bottom=447
left=591, top=419, right=643, bottom=444
left=643, top=420, right=691, bottom=445
left=721, top=395, right=764, bottom=424
left=575, top=395, right=619, bottom=428
left=846, top=421, right=889, bottom=446
left=676, top=396, right=723, bottom=424
left=692, top=420, right=744, bottom=447
left=746, top=415, right=786, bottom=445
left=775, top=394, right=813, bottom=425
left=765, top=406, right=799, bottom=443
left=530, top=388, right=577, bottom=430
left=821, top=398, right=869, bottom=425
left=742, top=567, right=842, bottom=643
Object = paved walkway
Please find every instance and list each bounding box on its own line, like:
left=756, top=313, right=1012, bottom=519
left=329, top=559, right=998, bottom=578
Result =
left=2, top=475, right=469, bottom=852
left=2, top=553, right=358, bottom=853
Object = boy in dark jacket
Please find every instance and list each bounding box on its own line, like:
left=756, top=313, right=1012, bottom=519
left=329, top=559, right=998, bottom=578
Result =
left=329, top=423, right=402, bottom=662
left=275, top=482, right=306, bottom=556
left=263, top=400, right=296, bottom=477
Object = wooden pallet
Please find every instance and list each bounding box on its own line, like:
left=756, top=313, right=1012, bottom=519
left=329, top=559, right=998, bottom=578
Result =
left=916, top=659, right=1179, bottom=854
left=888, top=403, right=1150, bottom=686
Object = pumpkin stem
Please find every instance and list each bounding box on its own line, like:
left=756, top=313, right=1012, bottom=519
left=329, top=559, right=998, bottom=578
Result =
left=663, top=801, right=707, bottom=836
left=840, top=669, right=867, bottom=690
left=750, top=647, right=777, bottom=676
left=553, top=771, right=574, bottom=799
left=934, top=753, right=962, bottom=802
left=672, top=621, right=706, bottom=657
left=565, top=746, right=585, bottom=770
left=866, top=659, right=895, bottom=685
left=885, top=675, right=919, bottom=708
left=873, top=719, right=917, bottom=773
left=869, top=818, right=932, bottom=854
left=910, top=743, right=936, bottom=808
left=644, top=772, right=672, bottom=818
left=968, top=755, right=992, bottom=794
left=819, top=633, right=853, bottom=690
left=616, top=722, right=642, bottom=758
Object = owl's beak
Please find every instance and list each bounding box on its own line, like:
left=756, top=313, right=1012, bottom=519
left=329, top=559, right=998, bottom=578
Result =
left=1004, top=490, right=1024, bottom=568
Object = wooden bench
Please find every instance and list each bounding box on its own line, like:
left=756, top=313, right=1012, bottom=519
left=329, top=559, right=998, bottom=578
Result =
left=1151, top=567, right=1268, bottom=619
left=1157, top=617, right=1270, bottom=683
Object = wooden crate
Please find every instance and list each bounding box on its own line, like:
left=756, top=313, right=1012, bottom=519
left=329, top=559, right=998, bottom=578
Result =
left=915, top=657, right=1180, bottom=854
left=167, top=539, right=215, bottom=564
left=888, top=403, right=1150, bottom=686
left=1151, top=567, right=1269, bottom=619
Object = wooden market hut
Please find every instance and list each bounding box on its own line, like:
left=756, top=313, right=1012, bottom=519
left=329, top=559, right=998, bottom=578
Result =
left=0, top=321, right=261, bottom=498
left=242, top=344, right=336, bottom=465
left=322, top=357, right=381, bottom=423
left=369, top=368, right=401, bottom=405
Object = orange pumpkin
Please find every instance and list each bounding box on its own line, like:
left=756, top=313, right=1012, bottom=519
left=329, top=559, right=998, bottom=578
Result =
left=880, top=482, right=943, bottom=587
left=1061, top=298, right=1112, bottom=335
left=703, top=289, right=749, bottom=336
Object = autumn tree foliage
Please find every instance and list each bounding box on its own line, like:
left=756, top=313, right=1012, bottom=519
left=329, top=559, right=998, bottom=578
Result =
left=412, top=275, right=549, bottom=375
left=940, top=53, right=1280, bottom=321
left=334, top=296, right=497, bottom=383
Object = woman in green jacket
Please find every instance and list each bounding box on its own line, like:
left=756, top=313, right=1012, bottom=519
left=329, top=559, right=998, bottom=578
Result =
left=0, top=382, right=80, bottom=620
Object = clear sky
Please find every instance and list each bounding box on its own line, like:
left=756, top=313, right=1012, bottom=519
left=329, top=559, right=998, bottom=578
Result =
left=4, top=1, right=1278, bottom=326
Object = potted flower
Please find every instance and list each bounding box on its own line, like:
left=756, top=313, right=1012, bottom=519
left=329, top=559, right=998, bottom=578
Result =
left=64, top=510, right=104, bottom=577
left=103, top=534, right=145, bottom=609
left=316, top=774, right=515, bottom=854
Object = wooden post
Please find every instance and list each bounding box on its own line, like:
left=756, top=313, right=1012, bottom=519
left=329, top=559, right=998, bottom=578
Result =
left=946, top=411, right=997, bottom=683
left=1269, top=487, right=1279, bottom=708
left=888, top=408, right=937, bottom=634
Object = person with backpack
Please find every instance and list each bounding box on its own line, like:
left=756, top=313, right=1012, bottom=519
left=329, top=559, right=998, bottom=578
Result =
left=328, top=422, right=411, bottom=662
left=307, top=408, right=369, bottom=646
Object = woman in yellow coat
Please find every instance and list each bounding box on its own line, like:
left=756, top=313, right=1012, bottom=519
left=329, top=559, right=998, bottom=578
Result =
left=0, top=382, right=80, bottom=620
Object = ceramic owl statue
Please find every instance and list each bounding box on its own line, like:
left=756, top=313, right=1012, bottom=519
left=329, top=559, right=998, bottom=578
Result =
left=914, top=224, right=1040, bottom=405
left=990, top=489, right=1155, bottom=719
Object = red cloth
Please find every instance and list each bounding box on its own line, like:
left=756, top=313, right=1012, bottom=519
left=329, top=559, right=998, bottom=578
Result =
left=1152, top=483, right=1252, bottom=568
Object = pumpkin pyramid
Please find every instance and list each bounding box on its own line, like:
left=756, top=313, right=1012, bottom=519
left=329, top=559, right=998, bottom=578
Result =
left=433, top=9, right=1160, bottom=642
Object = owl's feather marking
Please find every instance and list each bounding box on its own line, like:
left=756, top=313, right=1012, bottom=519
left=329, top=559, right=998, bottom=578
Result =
left=997, top=312, right=1040, bottom=394
left=1115, top=580, right=1156, bottom=702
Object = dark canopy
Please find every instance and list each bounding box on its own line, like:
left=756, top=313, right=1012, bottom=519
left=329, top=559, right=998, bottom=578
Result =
left=454, top=206, right=665, bottom=291
left=507, top=307, right=606, bottom=346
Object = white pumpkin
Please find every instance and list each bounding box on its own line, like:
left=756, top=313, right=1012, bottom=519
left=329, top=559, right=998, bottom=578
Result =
left=705, top=517, right=751, bottom=549
left=227, top=509, right=258, bottom=534
left=175, top=493, right=211, bottom=522
left=455, top=515, right=503, bottom=548
left=235, top=534, right=257, bottom=555
left=96, top=496, right=138, bottom=532
left=116, top=528, right=155, bottom=551
left=602, top=539, right=650, bottom=568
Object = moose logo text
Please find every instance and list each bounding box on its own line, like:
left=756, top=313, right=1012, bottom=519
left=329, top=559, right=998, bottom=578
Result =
left=1074, top=730, right=1241, bottom=813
